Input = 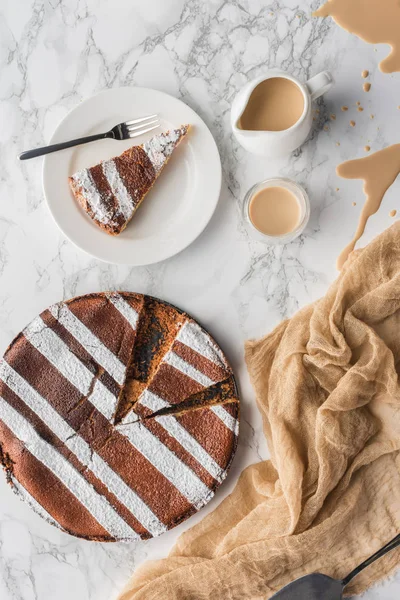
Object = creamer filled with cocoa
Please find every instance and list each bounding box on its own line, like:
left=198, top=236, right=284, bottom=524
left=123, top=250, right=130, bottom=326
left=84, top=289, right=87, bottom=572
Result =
left=249, top=186, right=301, bottom=236
left=238, top=77, right=305, bottom=131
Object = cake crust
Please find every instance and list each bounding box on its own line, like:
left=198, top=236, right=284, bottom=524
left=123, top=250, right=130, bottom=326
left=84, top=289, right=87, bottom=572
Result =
left=0, top=292, right=239, bottom=542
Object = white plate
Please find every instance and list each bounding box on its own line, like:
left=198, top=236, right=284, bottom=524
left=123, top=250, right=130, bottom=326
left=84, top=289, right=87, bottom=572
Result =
left=43, top=87, right=222, bottom=266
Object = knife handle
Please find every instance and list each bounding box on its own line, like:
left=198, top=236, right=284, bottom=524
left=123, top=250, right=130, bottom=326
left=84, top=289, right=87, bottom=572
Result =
left=342, top=533, right=400, bottom=587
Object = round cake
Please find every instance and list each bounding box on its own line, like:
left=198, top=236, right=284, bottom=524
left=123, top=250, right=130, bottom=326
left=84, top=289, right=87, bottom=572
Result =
left=0, top=293, right=239, bottom=541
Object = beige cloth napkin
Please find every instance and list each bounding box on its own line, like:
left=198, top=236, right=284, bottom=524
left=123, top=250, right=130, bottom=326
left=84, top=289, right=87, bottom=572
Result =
left=119, top=223, right=400, bottom=600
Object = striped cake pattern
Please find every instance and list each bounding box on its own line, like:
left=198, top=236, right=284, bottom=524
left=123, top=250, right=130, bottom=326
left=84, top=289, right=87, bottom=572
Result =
left=0, top=293, right=239, bottom=541
left=69, top=127, right=189, bottom=236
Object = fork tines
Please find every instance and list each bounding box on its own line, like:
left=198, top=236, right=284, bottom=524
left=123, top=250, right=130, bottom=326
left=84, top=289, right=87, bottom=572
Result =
left=124, top=114, right=160, bottom=139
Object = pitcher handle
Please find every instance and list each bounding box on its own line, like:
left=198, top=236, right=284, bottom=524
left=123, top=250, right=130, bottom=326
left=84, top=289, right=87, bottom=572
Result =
left=306, top=71, right=333, bottom=101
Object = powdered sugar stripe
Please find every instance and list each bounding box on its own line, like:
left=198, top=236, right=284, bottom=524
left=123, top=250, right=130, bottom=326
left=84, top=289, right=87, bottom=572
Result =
left=24, top=316, right=92, bottom=395
left=49, top=303, right=127, bottom=386
left=133, top=389, right=169, bottom=416
left=122, top=408, right=143, bottom=426
left=116, top=422, right=213, bottom=510
left=71, top=169, right=113, bottom=226
left=23, top=316, right=117, bottom=422
left=137, top=390, right=224, bottom=482
left=107, top=293, right=139, bottom=330
left=165, top=351, right=214, bottom=387
left=156, top=415, right=224, bottom=482
left=11, top=476, right=64, bottom=531
left=88, top=380, right=118, bottom=422
left=102, top=160, right=135, bottom=221
left=211, top=405, right=239, bottom=436
left=0, top=361, right=165, bottom=537
left=143, top=128, right=187, bottom=174
left=0, top=399, right=135, bottom=540
left=177, top=321, right=229, bottom=369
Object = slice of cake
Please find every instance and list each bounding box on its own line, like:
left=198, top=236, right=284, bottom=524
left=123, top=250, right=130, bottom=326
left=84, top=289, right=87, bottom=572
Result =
left=69, top=126, right=190, bottom=235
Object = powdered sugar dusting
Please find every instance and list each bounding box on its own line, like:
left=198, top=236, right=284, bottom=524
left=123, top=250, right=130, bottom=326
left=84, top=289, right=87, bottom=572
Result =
left=165, top=351, right=214, bottom=387
left=177, top=321, right=230, bottom=370
left=116, top=420, right=214, bottom=509
left=101, top=159, right=135, bottom=221
left=211, top=405, right=239, bottom=436
left=49, top=302, right=127, bottom=386
left=137, top=391, right=225, bottom=482
left=0, top=396, right=136, bottom=540
left=0, top=360, right=165, bottom=538
left=107, top=292, right=139, bottom=330
left=71, top=169, right=116, bottom=226
left=23, top=315, right=118, bottom=421
left=143, top=126, right=188, bottom=173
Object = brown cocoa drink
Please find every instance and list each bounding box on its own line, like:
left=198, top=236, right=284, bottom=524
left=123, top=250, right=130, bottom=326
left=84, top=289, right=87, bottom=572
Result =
left=239, top=77, right=304, bottom=131
left=249, top=186, right=301, bottom=236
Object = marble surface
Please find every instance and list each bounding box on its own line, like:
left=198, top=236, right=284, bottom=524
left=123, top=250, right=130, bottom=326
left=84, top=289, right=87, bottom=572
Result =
left=0, top=0, right=400, bottom=598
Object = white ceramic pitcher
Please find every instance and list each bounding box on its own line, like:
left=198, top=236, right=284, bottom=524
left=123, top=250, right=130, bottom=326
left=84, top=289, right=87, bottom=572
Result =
left=231, top=70, right=333, bottom=157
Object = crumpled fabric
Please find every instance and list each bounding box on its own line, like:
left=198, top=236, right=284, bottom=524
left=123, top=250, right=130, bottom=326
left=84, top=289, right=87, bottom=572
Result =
left=119, top=223, right=400, bottom=599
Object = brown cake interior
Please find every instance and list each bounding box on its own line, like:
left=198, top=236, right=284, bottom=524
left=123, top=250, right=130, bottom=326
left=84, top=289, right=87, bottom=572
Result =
left=113, top=298, right=185, bottom=423
left=142, top=379, right=238, bottom=419
left=102, top=292, right=237, bottom=425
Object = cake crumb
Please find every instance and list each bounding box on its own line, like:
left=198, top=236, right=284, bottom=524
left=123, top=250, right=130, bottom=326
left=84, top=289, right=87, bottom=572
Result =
left=336, top=188, right=340, bottom=191
left=352, top=202, right=357, bottom=206
left=356, top=101, right=361, bottom=106
left=336, top=142, right=340, bottom=146
left=364, top=145, right=371, bottom=152
left=341, top=106, right=348, bottom=111
left=363, top=83, right=371, bottom=92
left=390, top=210, right=397, bottom=217
left=362, top=70, right=369, bottom=78
left=330, top=113, right=336, bottom=120
left=358, top=107, right=364, bottom=112
left=370, top=114, right=375, bottom=119
left=350, top=120, right=356, bottom=127
left=324, top=125, right=330, bottom=131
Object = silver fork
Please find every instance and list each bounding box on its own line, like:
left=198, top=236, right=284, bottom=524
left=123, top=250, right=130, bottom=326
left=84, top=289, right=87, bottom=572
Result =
left=19, top=114, right=160, bottom=160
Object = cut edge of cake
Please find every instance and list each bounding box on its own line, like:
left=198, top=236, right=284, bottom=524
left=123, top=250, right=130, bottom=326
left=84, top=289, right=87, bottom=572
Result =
left=111, top=295, right=188, bottom=425
left=140, top=379, right=239, bottom=420
left=121, top=317, right=234, bottom=426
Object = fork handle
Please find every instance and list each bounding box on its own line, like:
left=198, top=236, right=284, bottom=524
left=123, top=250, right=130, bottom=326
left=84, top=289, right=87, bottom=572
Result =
left=19, top=131, right=114, bottom=160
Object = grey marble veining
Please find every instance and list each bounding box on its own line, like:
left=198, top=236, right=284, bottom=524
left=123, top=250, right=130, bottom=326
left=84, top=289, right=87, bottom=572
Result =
left=1, top=1, right=400, bottom=598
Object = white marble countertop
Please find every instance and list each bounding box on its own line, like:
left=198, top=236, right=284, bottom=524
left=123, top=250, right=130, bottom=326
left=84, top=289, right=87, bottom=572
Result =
left=1, top=1, right=400, bottom=598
